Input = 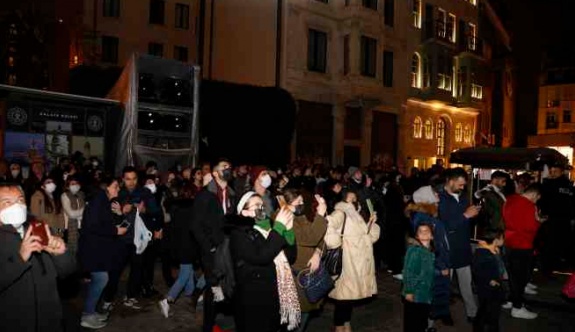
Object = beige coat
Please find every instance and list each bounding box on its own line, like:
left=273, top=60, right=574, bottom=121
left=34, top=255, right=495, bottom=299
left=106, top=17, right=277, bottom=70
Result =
left=325, top=202, right=380, bottom=301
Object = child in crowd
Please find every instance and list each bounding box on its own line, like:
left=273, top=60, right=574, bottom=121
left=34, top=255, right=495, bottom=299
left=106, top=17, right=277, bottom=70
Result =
left=402, top=222, right=435, bottom=332
left=472, top=229, right=506, bottom=332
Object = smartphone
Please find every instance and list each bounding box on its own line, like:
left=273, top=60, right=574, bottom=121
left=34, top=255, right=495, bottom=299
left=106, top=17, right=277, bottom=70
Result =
left=119, top=220, right=131, bottom=229
left=276, top=195, right=287, bottom=209
left=30, top=220, right=49, bottom=246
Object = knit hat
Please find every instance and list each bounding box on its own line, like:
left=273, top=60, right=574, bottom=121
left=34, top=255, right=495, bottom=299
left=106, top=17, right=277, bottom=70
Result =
left=237, top=191, right=256, bottom=215
left=249, top=165, right=267, bottom=185
left=413, top=185, right=439, bottom=204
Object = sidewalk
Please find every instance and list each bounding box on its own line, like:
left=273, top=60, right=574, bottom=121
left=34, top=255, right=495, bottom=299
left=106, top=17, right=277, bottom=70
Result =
left=65, top=270, right=575, bottom=332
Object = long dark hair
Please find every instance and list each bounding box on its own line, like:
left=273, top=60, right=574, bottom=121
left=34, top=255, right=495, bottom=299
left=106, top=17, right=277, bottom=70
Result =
left=38, top=176, right=62, bottom=214
left=284, top=187, right=316, bottom=221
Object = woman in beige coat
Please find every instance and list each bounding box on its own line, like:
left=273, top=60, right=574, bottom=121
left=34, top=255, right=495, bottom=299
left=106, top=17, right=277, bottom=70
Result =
left=325, top=190, right=380, bottom=332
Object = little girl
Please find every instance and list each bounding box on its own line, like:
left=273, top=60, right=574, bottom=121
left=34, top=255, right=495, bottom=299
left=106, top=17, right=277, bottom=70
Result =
left=402, top=222, right=435, bottom=332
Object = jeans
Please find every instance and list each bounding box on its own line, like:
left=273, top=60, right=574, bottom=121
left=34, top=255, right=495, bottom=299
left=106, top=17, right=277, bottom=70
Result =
left=167, top=264, right=206, bottom=300
left=84, top=272, right=109, bottom=314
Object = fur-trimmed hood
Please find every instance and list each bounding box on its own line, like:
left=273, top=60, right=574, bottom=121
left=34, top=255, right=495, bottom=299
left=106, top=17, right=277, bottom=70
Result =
left=405, top=202, right=438, bottom=217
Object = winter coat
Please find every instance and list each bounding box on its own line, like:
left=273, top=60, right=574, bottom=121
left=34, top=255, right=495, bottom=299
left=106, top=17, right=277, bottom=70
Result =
left=170, top=198, right=200, bottom=265
left=402, top=239, right=435, bottom=304
left=472, top=247, right=505, bottom=302
left=540, top=176, right=575, bottom=222
left=325, top=202, right=380, bottom=300
left=229, top=215, right=295, bottom=332
left=78, top=190, right=126, bottom=272
left=438, top=190, right=473, bottom=268
left=407, top=203, right=450, bottom=272
left=0, top=223, right=76, bottom=332
left=191, top=181, right=236, bottom=284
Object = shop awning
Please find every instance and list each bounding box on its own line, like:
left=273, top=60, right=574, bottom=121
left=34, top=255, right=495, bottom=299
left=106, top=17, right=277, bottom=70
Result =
left=449, top=147, right=571, bottom=170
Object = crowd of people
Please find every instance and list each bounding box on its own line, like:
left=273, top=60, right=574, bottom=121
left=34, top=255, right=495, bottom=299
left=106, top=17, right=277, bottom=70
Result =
left=0, top=153, right=573, bottom=332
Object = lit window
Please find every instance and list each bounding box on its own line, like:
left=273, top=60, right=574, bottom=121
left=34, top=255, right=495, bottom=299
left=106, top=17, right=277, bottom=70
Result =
left=411, top=53, right=421, bottom=88
left=471, top=84, right=483, bottom=99
left=413, top=117, right=423, bottom=138
left=438, top=73, right=452, bottom=91
left=455, top=123, right=463, bottom=142
left=437, top=9, right=447, bottom=39
left=412, top=0, right=421, bottom=28
left=436, top=119, right=446, bottom=156
left=463, top=125, right=472, bottom=143
left=424, top=119, right=433, bottom=139
left=468, top=23, right=477, bottom=50
left=448, top=14, right=456, bottom=43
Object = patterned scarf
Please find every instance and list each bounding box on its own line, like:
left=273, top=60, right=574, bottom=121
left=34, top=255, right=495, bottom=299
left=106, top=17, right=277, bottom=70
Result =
left=254, top=224, right=301, bottom=330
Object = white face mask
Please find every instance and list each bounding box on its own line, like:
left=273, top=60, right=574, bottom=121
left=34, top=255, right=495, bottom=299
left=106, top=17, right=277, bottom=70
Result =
left=145, top=184, right=157, bottom=194
left=92, top=161, right=99, bottom=167
left=69, top=185, right=81, bottom=194
left=0, top=203, right=28, bottom=230
left=11, top=170, right=20, bottom=178
left=44, top=183, right=57, bottom=194
left=260, top=174, right=272, bottom=189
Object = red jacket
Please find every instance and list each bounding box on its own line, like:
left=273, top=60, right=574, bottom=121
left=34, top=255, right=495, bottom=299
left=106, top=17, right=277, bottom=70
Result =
left=503, top=194, right=540, bottom=250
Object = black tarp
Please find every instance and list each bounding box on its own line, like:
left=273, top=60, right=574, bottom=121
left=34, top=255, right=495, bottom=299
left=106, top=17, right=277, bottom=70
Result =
left=450, top=147, right=571, bottom=170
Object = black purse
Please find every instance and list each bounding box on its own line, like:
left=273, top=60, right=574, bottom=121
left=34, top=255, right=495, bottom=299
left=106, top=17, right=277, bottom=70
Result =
left=322, top=213, right=346, bottom=277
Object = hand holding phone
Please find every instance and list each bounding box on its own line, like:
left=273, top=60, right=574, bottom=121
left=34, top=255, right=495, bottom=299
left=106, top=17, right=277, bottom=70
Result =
left=276, top=195, right=287, bottom=210
left=30, top=220, right=49, bottom=246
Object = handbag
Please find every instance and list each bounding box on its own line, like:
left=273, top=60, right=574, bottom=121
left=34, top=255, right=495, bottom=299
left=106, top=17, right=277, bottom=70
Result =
left=297, top=264, right=334, bottom=303
left=322, top=212, right=346, bottom=277
left=562, top=273, right=575, bottom=298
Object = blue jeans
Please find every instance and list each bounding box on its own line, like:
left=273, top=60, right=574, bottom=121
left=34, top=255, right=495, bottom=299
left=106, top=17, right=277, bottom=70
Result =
left=84, top=272, right=109, bottom=314
left=167, top=264, right=206, bottom=300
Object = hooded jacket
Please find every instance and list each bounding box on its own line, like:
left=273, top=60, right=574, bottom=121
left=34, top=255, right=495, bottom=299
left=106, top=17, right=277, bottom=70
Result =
left=406, top=203, right=450, bottom=272
left=0, top=223, right=76, bottom=332
left=402, top=238, right=435, bottom=304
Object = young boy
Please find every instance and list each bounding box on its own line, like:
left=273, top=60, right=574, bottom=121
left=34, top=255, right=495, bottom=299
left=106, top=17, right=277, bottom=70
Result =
left=472, top=229, right=506, bottom=332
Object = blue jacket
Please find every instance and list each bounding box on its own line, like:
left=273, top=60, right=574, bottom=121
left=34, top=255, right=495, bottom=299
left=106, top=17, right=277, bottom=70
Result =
left=438, top=190, right=472, bottom=268
left=411, top=211, right=450, bottom=272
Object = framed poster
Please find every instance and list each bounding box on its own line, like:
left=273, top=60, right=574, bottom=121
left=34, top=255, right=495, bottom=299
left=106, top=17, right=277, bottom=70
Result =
left=4, top=132, right=45, bottom=164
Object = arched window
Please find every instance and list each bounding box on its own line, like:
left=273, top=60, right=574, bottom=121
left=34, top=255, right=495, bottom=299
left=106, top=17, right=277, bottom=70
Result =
left=424, top=119, right=433, bottom=139
left=463, top=124, right=472, bottom=143
left=411, top=53, right=421, bottom=88
left=413, top=116, right=422, bottom=138
left=455, top=123, right=463, bottom=142
left=436, top=119, right=446, bottom=156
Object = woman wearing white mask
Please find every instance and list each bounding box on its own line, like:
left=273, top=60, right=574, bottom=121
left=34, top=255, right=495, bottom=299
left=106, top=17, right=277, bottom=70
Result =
left=250, top=166, right=276, bottom=217
left=30, top=176, right=65, bottom=237
left=61, top=176, right=85, bottom=256
left=6, top=162, right=23, bottom=185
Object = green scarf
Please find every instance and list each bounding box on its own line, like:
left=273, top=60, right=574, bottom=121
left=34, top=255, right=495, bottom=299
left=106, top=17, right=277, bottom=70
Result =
left=255, top=218, right=295, bottom=245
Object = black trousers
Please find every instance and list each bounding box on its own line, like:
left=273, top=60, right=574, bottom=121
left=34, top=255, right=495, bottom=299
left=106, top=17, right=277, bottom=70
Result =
left=403, top=301, right=430, bottom=332
left=102, top=268, right=123, bottom=303
left=506, top=248, right=533, bottom=309
left=333, top=300, right=354, bottom=327
left=473, top=297, right=501, bottom=332
left=127, top=250, right=144, bottom=299
left=142, top=239, right=158, bottom=290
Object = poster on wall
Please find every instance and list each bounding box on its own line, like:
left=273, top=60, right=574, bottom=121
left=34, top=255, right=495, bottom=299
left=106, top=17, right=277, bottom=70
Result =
left=4, top=132, right=46, bottom=165
left=71, top=136, right=104, bottom=160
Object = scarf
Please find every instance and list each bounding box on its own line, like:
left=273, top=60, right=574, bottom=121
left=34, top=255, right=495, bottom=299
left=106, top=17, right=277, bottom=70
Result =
left=254, top=221, right=301, bottom=330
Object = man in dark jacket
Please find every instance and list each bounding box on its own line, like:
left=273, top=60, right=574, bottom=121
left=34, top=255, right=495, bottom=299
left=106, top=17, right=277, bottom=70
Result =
left=191, top=159, right=236, bottom=332
left=0, top=183, right=75, bottom=331
left=474, top=171, right=507, bottom=231
left=438, top=167, right=479, bottom=322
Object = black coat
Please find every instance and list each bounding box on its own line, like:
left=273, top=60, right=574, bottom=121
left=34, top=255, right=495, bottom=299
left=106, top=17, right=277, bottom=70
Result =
left=0, top=224, right=76, bottom=332
left=228, top=215, right=296, bottom=332
left=191, top=181, right=236, bottom=283
left=78, top=190, right=126, bottom=272
left=170, top=198, right=200, bottom=265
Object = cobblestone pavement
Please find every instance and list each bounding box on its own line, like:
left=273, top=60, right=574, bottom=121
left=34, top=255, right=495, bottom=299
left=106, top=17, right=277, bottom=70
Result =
left=63, top=270, right=575, bottom=332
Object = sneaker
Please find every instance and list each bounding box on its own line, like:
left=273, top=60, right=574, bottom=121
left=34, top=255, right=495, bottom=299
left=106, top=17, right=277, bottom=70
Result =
left=101, top=302, right=114, bottom=313
left=526, top=282, right=538, bottom=290
left=502, top=301, right=513, bottom=310
left=511, top=307, right=538, bottom=319
left=159, top=299, right=170, bottom=318
left=393, top=274, right=403, bottom=281
left=80, top=314, right=107, bottom=329
left=524, top=287, right=538, bottom=295
left=85, top=312, right=109, bottom=322
left=123, top=297, right=142, bottom=310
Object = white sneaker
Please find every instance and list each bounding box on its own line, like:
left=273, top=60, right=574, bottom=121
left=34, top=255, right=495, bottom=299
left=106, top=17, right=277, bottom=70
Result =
left=159, top=299, right=170, bottom=318
left=511, top=307, right=538, bottom=319
left=524, top=287, right=538, bottom=295
left=81, top=314, right=108, bottom=329
left=501, top=301, right=513, bottom=310
left=123, top=297, right=142, bottom=310
left=526, top=282, right=538, bottom=290
left=393, top=274, right=403, bottom=281
left=101, top=302, right=114, bottom=313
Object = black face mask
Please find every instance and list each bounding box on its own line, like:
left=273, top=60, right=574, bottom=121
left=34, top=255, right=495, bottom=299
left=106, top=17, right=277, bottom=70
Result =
left=220, top=169, right=233, bottom=182
left=293, top=204, right=305, bottom=216
left=254, top=207, right=267, bottom=221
